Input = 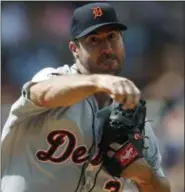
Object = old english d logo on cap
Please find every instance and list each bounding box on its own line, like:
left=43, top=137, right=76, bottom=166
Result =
left=92, top=6, right=103, bottom=19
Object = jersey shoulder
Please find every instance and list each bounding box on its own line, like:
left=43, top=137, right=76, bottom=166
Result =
left=31, top=64, right=73, bottom=83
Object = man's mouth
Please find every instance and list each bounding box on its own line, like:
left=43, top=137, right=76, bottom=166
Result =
left=99, top=53, right=117, bottom=62
left=99, top=59, right=117, bottom=69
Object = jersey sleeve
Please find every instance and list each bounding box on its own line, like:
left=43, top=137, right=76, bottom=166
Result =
left=2, top=66, right=70, bottom=133
left=143, top=121, right=166, bottom=177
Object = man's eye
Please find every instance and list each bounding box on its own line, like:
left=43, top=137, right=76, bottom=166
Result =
left=88, top=36, right=99, bottom=44
left=108, top=32, right=117, bottom=40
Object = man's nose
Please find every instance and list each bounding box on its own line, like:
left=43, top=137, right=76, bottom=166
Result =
left=100, top=40, right=113, bottom=54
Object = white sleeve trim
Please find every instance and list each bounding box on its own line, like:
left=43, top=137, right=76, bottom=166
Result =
left=31, top=67, right=61, bottom=83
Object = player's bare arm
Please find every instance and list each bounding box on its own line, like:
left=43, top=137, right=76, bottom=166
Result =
left=121, top=158, right=171, bottom=192
left=30, top=74, right=141, bottom=108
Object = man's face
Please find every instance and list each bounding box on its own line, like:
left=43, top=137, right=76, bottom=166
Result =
left=75, top=26, right=125, bottom=75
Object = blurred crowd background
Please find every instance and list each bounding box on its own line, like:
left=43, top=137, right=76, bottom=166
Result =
left=1, top=1, right=184, bottom=192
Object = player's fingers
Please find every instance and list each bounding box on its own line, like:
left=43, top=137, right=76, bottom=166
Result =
left=110, top=142, right=122, bottom=150
left=107, top=150, right=114, bottom=157
left=116, top=86, right=127, bottom=104
left=110, top=94, right=126, bottom=105
left=107, top=142, right=122, bottom=157
left=128, top=80, right=141, bottom=104
left=122, top=83, right=135, bottom=109
left=110, top=86, right=126, bottom=104
left=123, top=80, right=141, bottom=109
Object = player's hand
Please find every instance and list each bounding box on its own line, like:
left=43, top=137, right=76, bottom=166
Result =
left=108, top=142, right=152, bottom=183
left=96, top=75, right=141, bottom=109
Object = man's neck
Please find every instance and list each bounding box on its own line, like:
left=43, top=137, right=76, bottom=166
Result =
left=75, top=62, right=90, bottom=75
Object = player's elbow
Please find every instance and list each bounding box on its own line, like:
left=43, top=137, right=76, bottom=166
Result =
left=29, top=82, right=54, bottom=108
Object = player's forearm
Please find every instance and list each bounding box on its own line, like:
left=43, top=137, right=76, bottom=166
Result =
left=130, top=171, right=171, bottom=192
left=120, top=159, right=170, bottom=192
left=135, top=174, right=171, bottom=192
left=30, top=74, right=101, bottom=108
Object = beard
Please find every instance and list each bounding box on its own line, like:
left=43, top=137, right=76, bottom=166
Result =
left=96, top=52, right=123, bottom=75
left=92, top=64, right=122, bottom=75
left=77, top=55, right=123, bottom=76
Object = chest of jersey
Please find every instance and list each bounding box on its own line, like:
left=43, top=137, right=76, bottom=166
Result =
left=2, top=98, right=114, bottom=192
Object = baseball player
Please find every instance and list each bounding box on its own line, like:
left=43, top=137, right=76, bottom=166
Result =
left=1, top=3, right=170, bottom=192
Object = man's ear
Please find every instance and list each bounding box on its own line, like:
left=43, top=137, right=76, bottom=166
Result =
left=69, top=41, right=79, bottom=59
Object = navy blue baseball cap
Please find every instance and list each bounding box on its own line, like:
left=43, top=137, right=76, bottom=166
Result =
left=70, top=3, right=127, bottom=40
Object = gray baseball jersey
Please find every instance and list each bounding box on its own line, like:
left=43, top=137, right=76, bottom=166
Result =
left=1, top=64, right=165, bottom=192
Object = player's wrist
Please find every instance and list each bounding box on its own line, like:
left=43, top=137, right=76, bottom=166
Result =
left=92, top=74, right=112, bottom=93
left=120, top=158, right=152, bottom=183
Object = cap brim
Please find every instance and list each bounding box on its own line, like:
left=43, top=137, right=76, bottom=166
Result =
left=74, top=22, right=127, bottom=39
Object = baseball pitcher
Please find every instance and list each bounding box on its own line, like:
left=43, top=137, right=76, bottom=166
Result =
left=1, top=3, right=170, bottom=192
